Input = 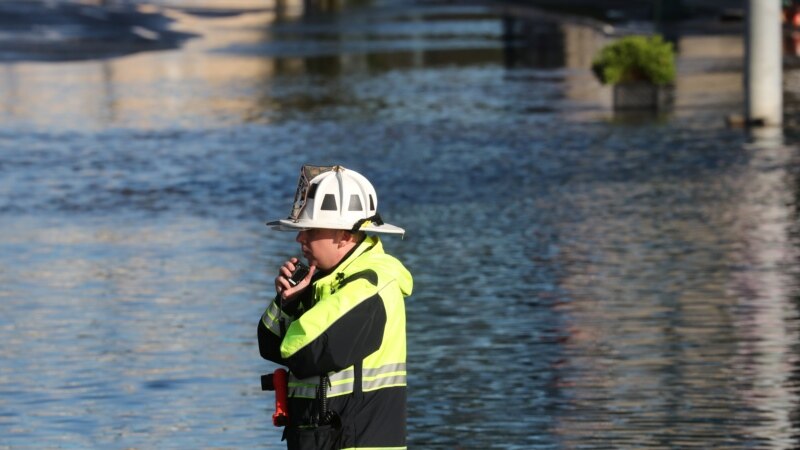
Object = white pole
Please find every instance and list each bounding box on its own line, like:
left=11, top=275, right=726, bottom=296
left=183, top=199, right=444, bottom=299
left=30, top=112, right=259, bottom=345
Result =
left=745, top=0, right=783, bottom=126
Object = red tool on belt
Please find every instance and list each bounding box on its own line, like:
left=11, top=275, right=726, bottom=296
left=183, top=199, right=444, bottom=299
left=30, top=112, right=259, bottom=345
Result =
left=261, top=368, right=289, bottom=426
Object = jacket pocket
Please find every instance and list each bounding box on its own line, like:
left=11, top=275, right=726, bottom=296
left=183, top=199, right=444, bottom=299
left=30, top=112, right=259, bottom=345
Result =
left=284, top=424, right=343, bottom=450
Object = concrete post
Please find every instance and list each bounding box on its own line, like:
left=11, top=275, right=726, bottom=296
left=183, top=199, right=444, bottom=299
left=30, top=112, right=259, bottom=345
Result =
left=745, top=0, right=783, bottom=126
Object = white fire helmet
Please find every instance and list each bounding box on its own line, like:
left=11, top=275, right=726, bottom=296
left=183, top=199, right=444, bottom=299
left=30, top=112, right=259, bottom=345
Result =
left=266, top=165, right=405, bottom=235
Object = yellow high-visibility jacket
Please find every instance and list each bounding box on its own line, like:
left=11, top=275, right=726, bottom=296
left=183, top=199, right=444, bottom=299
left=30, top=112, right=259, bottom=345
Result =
left=259, top=234, right=413, bottom=450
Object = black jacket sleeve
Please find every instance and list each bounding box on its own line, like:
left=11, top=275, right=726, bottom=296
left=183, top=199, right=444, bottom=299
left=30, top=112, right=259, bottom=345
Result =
left=258, top=318, right=285, bottom=365
left=257, top=288, right=314, bottom=365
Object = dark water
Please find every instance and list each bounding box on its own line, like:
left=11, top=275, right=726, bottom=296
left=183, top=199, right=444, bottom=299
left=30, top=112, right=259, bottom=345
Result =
left=1, top=1, right=800, bottom=449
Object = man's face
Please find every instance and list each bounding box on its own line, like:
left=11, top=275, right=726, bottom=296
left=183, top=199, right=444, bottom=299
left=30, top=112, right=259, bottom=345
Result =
left=295, top=228, right=344, bottom=270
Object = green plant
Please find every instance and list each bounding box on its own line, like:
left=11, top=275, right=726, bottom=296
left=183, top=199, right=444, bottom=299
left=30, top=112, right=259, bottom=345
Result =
left=591, top=35, right=676, bottom=85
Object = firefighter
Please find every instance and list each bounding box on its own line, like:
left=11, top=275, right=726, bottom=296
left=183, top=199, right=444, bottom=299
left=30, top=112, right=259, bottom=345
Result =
left=258, top=165, right=413, bottom=450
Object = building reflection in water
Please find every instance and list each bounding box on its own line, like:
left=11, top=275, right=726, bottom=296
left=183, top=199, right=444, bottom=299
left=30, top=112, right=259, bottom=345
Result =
left=501, top=14, right=750, bottom=118
left=532, top=121, right=800, bottom=445
left=0, top=1, right=777, bottom=130
left=499, top=16, right=800, bottom=441
left=731, top=128, right=798, bottom=447
left=0, top=0, right=298, bottom=129
left=0, top=0, right=512, bottom=129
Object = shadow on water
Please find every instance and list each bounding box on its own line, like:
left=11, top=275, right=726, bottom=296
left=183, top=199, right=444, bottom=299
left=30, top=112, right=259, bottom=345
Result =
left=0, top=1, right=197, bottom=62
left=1, top=1, right=800, bottom=449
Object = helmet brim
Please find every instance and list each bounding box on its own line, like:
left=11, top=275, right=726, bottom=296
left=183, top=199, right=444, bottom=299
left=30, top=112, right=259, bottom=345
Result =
left=359, top=222, right=406, bottom=235
left=265, top=219, right=405, bottom=236
left=265, top=219, right=311, bottom=232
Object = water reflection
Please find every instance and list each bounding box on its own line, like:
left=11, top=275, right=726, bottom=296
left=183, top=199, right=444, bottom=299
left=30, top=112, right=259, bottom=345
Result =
left=0, top=3, right=750, bottom=130
left=533, top=127, right=800, bottom=448
left=2, top=1, right=800, bottom=449
left=0, top=216, right=282, bottom=447
left=734, top=129, right=799, bottom=448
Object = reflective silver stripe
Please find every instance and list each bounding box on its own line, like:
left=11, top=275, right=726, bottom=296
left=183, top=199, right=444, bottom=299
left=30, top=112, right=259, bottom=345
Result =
left=261, top=302, right=291, bottom=336
left=327, top=368, right=356, bottom=396
left=329, top=368, right=355, bottom=383
left=288, top=370, right=356, bottom=398
left=328, top=379, right=355, bottom=396
left=361, top=362, right=406, bottom=393
left=288, top=384, right=318, bottom=398
left=287, top=364, right=402, bottom=385
left=287, top=363, right=406, bottom=398
left=363, top=373, right=406, bottom=392
left=288, top=372, right=319, bottom=398
left=363, top=362, right=405, bottom=378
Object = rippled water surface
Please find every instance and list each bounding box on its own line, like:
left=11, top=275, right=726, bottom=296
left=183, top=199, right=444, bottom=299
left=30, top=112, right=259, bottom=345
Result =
left=2, top=1, right=800, bottom=449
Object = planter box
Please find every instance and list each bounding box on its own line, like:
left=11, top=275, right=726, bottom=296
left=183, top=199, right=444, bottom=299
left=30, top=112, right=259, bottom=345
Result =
left=612, top=82, right=674, bottom=111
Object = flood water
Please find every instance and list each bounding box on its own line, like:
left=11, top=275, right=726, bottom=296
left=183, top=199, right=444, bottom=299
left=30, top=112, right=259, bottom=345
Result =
left=2, top=1, right=800, bottom=449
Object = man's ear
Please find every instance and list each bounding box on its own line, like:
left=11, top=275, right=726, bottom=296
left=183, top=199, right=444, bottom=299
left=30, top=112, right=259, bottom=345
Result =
left=335, top=230, right=355, bottom=247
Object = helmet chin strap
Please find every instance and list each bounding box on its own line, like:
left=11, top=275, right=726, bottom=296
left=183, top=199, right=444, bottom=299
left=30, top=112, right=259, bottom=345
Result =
left=350, top=213, right=384, bottom=233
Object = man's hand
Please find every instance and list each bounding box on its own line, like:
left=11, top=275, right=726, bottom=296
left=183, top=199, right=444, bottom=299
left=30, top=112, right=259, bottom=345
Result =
left=275, top=258, right=316, bottom=301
